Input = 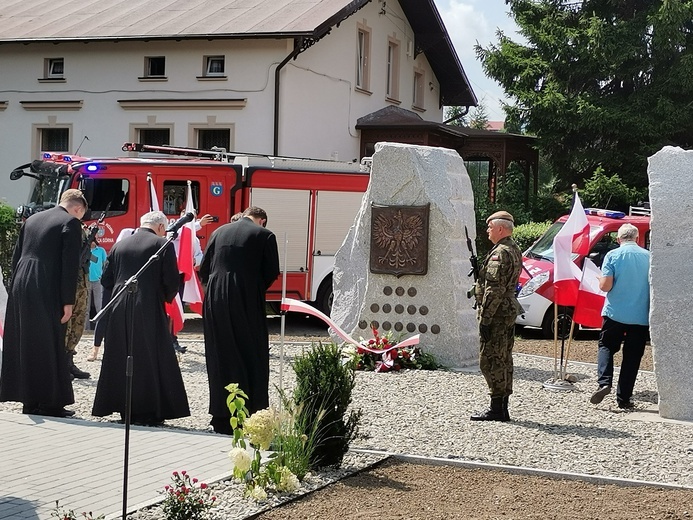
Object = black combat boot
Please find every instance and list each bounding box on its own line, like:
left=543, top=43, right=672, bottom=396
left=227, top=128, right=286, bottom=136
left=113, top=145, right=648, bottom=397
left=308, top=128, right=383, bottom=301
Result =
left=470, top=397, right=508, bottom=422
left=502, top=396, right=511, bottom=421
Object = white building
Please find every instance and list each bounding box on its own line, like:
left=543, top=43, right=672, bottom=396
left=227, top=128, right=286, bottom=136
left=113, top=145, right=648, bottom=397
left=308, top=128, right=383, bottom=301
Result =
left=0, top=0, right=476, bottom=206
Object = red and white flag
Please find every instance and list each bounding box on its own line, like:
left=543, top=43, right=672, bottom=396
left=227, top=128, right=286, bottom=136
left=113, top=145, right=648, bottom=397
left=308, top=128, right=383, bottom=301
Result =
left=552, top=193, right=590, bottom=306
left=148, top=174, right=160, bottom=212
left=178, top=181, right=204, bottom=316
left=148, top=176, right=185, bottom=333
left=573, top=258, right=606, bottom=329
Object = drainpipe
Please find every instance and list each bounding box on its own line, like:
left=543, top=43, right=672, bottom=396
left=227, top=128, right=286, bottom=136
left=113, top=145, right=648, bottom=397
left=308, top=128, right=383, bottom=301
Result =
left=274, top=39, right=303, bottom=156
left=443, top=106, right=471, bottom=125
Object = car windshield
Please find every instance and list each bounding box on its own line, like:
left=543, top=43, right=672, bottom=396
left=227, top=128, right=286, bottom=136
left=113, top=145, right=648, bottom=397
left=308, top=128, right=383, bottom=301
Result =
left=525, top=223, right=602, bottom=262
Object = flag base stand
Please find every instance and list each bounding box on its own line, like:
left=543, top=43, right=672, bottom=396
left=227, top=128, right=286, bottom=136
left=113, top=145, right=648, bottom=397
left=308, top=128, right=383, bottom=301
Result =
left=542, top=378, right=576, bottom=392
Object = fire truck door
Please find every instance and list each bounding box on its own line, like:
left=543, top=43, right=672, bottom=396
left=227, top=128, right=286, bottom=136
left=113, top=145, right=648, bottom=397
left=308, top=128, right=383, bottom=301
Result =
left=80, top=175, right=137, bottom=251
left=158, top=177, right=211, bottom=249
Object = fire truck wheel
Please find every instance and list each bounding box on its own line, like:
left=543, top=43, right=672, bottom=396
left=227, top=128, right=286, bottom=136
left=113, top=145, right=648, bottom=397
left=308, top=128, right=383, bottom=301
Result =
left=541, top=307, right=574, bottom=340
left=314, top=275, right=334, bottom=317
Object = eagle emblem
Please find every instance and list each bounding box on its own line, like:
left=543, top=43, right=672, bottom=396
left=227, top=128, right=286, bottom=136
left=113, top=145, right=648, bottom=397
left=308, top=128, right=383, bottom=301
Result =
left=370, top=204, right=429, bottom=276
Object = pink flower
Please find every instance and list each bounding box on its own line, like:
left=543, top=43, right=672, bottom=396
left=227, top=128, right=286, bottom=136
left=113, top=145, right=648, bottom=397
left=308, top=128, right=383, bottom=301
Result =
left=181, top=470, right=187, bottom=476
left=200, top=483, right=208, bottom=489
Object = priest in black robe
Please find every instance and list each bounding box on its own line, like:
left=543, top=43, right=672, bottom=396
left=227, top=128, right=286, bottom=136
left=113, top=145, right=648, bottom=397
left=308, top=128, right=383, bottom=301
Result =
left=0, top=189, right=87, bottom=417
left=92, top=210, right=190, bottom=425
left=200, top=206, right=280, bottom=433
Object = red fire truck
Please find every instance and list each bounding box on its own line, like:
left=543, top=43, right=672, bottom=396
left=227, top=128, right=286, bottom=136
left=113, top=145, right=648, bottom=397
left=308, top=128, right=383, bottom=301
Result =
left=9, top=143, right=370, bottom=314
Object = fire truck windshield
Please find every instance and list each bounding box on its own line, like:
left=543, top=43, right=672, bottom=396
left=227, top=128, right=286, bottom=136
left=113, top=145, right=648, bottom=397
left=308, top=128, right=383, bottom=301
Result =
left=26, top=175, right=70, bottom=209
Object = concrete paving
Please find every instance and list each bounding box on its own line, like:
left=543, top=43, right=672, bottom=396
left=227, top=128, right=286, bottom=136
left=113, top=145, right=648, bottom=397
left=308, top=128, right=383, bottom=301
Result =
left=0, top=411, right=233, bottom=520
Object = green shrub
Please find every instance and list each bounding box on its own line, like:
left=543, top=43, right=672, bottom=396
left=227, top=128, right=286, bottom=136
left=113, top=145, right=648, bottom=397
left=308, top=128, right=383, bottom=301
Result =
left=291, top=342, right=361, bottom=468
left=0, top=202, right=20, bottom=289
left=513, top=221, right=552, bottom=253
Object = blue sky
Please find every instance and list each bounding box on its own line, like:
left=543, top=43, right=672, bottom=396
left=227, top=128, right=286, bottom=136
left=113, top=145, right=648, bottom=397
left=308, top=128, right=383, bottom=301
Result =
left=433, top=0, right=522, bottom=121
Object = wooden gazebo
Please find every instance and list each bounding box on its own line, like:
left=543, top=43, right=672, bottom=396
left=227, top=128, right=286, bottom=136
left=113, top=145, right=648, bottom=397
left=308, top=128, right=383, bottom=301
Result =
left=356, top=106, right=539, bottom=203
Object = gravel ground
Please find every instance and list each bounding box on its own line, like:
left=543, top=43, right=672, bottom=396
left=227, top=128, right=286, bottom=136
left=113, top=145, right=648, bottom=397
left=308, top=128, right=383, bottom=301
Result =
left=0, top=316, right=685, bottom=519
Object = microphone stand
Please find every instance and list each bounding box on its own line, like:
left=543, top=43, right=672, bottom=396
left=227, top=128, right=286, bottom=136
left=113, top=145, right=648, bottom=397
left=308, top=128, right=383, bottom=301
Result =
left=91, top=229, right=178, bottom=520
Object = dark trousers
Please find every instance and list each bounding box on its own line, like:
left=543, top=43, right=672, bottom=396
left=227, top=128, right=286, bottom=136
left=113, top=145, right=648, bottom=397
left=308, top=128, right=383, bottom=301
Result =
left=597, top=317, right=648, bottom=403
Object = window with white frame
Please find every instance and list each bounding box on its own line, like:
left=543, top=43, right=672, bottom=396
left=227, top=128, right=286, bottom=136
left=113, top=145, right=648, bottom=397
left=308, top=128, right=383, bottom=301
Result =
left=413, top=67, right=425, bottom=109
left=44, top=58, right=64, bottom=79
left=204, top=56, right=225, bottom=76
left=40, top=127, right=70, bottom=152
left=356, top=23, right=371, bottom=91
left=138, top=128, right=171, bottom=145
left=145, top=56, right=166, bottom=77
left=198, top=128, right=231, bottom=151
left=386, top=38, right=400, bottom=100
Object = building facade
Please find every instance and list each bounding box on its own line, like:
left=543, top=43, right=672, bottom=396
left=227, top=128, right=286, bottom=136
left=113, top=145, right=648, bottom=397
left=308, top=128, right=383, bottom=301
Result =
left=0, top=0, right=476, bottom=205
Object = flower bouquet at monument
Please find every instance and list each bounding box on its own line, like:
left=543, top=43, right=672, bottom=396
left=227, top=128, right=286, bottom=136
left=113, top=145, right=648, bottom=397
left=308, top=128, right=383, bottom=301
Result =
left=351, top=326, right=438, bottom=372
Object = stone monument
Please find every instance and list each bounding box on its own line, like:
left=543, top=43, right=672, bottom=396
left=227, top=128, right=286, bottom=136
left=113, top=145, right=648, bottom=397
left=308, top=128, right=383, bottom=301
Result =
left=648, top=146, right=693, bottom=421
left=331, top=142, right=478, bottom=369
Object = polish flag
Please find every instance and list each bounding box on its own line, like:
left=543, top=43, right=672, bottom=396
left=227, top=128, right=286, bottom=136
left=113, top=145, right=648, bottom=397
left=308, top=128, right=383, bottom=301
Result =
left=148, top=175, right=185, bottom=333
left=178, top=181, right=204, bottom=316
left=552, top=193, right=590, bottom=306
left=572, top=258, right=606, bottom=329
left=148, top=174, right=160, bottom=211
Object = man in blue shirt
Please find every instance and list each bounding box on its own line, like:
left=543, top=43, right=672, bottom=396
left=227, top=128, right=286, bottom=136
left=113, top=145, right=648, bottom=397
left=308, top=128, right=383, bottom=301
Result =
left=590, top=223, right=650, bottom=409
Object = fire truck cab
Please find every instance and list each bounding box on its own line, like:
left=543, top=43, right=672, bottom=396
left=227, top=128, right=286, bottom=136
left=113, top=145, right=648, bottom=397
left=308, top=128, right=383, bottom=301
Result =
left=9, top=143, right=370, bottom=315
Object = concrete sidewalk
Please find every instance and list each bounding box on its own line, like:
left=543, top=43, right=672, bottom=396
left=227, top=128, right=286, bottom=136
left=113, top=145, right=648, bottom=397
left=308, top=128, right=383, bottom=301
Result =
left=0, top=411, right=233, bottom=520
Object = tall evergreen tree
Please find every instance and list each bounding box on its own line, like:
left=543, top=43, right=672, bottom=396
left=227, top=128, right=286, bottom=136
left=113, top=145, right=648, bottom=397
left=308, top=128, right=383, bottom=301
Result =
left=476, top=0, right=693, bottom=189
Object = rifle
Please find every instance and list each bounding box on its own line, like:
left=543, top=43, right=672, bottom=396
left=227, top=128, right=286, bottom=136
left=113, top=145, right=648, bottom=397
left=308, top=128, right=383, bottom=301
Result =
left=464, top=225, right=479, bottom=307
left=80, top=203, right=110, bottom=269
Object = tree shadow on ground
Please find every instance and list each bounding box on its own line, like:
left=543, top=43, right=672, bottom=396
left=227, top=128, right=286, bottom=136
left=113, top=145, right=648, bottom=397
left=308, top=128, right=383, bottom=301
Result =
left=513, top=419, right=634, bottom=439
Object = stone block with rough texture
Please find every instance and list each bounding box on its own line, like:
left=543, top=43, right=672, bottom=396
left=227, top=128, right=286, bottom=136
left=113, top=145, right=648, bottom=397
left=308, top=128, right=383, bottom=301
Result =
left=648, top=146, right=693, bottom=421
left=331, top=142, right=478, bottom=369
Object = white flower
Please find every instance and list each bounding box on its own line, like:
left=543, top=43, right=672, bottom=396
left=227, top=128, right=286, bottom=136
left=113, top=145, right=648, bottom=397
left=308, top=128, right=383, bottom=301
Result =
left=277, top=466, right=300, bottom=493
left=228, top=447, right=252, bottom=473
left=248, top=485, right=267, bottom=501
left=244, top=408, right=280, bottom=450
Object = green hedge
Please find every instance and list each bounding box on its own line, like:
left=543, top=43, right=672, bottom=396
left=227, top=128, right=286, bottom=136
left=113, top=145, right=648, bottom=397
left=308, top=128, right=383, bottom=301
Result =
left=513, top=221, right=552, bottom=253
left=0, top=202, right=20, bottom=289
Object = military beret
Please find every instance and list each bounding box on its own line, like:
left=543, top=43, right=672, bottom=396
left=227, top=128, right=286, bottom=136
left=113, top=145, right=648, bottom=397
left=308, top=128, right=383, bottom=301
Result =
left=486, top=210, right=514, bottom=224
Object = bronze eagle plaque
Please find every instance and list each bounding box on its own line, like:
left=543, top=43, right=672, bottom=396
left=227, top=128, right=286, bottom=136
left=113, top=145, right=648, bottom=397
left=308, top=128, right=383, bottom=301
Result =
left=369, top=203, right=429, bottom=277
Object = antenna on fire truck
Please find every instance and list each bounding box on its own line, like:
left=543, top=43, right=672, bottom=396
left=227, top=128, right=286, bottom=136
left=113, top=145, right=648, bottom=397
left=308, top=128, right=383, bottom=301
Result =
left=75, top=135, right=90, bottom=155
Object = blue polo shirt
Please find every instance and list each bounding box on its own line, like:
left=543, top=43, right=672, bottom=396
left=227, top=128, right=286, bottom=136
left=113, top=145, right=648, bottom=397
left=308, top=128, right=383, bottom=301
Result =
left=601, top=241, right=650, bottom=326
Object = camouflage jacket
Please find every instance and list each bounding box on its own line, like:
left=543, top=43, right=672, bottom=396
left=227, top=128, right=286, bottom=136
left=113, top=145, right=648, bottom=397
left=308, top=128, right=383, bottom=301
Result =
left=474, top=236, right=522, bottom=325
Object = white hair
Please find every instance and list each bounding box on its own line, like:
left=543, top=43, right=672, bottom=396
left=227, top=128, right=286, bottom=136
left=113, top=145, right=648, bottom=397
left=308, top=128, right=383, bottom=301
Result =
left=617, top=223, right=638, bottom=241
left=140, top=210, right=167, bottom=227
left=491, top=218, right=514, bottom=232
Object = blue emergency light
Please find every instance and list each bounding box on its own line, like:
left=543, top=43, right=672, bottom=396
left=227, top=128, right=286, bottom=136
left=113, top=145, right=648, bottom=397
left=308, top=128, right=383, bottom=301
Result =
left=584, top=208, right=625, bottom=219
left=85, top=164, right=100, bottom=172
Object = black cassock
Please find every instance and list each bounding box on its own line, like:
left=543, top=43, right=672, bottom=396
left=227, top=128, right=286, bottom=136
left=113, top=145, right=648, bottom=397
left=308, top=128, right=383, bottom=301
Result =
left=92, top=227, right=190, bottom=422
left=200, top=217, right=280, bottom=420
left=0, top=207, right=81, bottom=409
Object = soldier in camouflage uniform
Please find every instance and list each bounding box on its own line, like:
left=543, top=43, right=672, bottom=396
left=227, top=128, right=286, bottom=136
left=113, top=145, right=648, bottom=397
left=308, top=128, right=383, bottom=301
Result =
left=64, top=224, right=92, bottom=379
left=471, top=211, right=522, bottom=422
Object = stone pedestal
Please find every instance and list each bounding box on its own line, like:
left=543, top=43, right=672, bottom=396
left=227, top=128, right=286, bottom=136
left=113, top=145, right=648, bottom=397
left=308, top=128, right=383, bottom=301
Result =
left=331, top=142, right=478, bottom=369
left=648, top=146, right=693, bottom=421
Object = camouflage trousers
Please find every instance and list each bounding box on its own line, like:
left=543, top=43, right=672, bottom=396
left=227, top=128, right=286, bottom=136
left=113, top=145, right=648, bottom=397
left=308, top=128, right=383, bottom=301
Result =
left=478, top=315, right=515, bottom=398
left=65, top=270, right=88, bottom=353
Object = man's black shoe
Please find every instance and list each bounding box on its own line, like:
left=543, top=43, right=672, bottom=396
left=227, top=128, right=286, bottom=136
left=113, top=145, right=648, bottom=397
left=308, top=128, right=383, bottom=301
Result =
left=71, top=365, right=91, bottom=379
left=590, top=385, right=612, bottom=404
left=617, top=400, right=635, bottom=409
left=37, top=407, right=75, bottom=418
left=173, top=340, right=187, bottom=354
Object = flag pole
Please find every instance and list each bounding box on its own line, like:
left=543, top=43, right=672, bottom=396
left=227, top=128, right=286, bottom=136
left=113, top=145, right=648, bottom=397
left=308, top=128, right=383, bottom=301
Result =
left=552, top=300, right=559, bottom=378
left=562, top=320, right=576, bottom=379
left=278, top=232, right=288, bottom=403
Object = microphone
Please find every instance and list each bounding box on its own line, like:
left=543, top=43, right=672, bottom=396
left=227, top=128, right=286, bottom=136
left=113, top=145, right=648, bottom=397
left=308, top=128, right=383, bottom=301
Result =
left=166, top=212, right=195, bottom=234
